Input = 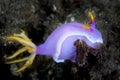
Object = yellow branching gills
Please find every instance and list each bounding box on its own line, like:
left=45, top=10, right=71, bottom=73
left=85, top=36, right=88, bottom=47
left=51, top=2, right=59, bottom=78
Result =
left=5, top=30, right=36, bottom=72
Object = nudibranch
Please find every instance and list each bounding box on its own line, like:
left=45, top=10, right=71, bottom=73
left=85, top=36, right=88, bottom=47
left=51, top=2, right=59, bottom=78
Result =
left=5, top=11, right=103, bottom=72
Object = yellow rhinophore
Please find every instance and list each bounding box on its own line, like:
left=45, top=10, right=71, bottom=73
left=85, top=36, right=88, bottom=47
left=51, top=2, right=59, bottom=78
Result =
left=5, top=30, right=36, bottom=72
left=88, top=11, right=94, bottom=22
left=82, top=11, right=95, bottom=30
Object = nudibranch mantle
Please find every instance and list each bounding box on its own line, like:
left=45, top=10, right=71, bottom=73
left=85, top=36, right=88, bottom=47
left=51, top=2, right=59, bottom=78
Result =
left=36, top=22, right=103, bottom=62
left=5, top=11, right=103, bottom=72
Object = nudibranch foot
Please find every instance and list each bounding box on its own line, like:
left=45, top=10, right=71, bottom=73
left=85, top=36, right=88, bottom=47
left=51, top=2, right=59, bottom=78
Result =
left=5, top=30, right=36, bottom=72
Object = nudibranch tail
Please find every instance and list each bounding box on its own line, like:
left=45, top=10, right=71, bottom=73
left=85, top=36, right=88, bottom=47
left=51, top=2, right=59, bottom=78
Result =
left=5, top=30, right=36, bottom=72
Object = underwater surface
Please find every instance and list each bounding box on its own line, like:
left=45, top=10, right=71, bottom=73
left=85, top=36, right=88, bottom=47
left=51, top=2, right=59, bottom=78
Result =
left=0, top=0, right=120, bottom=80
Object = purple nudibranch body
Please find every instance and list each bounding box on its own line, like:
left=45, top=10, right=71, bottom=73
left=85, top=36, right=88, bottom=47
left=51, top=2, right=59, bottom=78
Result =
left=36, top=21, right=103, bottom=62
left=5, top=11, right=103, bottom=72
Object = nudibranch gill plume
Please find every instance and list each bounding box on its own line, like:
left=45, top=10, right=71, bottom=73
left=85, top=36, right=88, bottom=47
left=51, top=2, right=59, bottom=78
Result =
left=5, top=11, right=103, bottom=72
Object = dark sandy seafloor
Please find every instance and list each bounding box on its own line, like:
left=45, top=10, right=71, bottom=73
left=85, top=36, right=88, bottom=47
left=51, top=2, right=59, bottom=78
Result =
left=0, top=0, right=120, bottom=80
